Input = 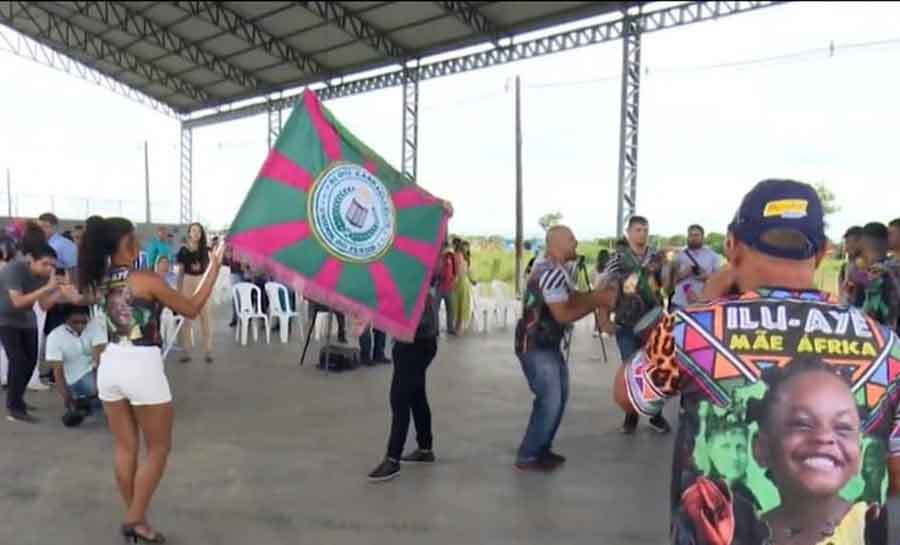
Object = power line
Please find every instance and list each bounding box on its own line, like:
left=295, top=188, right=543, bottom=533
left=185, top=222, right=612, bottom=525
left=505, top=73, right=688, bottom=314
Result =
left=524, top=35, right=900, bottom=91
left=420, top=89, right=506, bottom=113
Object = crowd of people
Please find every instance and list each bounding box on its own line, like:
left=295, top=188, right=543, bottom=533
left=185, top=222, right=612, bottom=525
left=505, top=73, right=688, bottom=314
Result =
left=510, top=179, right=900, bottom=544
left=5, top=179, right=900, bottom=544
left=0, top=213, right=229, bottom=543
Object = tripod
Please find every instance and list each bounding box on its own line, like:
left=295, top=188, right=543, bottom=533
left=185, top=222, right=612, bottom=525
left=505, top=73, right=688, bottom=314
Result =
left=299, top=308, right=335, bottom=371
left=574, top=255, right=608, bottom=364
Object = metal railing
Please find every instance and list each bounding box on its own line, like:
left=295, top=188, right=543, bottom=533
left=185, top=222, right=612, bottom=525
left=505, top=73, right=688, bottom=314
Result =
left=0, top=192, right=179, bottom=224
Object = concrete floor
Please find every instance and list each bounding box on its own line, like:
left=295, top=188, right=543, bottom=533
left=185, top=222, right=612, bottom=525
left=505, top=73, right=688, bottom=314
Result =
left=2, top=315, right=898, bottom=545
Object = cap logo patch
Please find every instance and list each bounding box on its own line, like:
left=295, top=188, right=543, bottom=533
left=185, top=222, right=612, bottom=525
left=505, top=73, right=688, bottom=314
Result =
left=763, top=199, right=808, bottom=218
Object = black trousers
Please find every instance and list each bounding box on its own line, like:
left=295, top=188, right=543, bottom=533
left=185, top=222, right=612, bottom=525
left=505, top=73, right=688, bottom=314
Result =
left=359, top=328, right=387, bottom=361
left=0, top=326, right=39, bottom=413
left=386, top=337, right=438, bottom=460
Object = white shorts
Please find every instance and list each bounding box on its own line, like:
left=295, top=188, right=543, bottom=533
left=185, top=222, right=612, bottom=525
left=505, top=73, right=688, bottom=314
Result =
left=97, top=343, right=172, bottom=406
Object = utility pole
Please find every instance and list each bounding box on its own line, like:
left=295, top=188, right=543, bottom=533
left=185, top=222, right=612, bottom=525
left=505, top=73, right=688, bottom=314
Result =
left=6, top=168, right=11, bottom=218
left=514, top=75, right=524, bottom=296
left=144, top=140, right=151, bottom=224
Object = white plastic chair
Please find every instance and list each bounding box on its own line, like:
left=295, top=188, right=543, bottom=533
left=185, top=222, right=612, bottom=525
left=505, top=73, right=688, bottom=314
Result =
left=160, top=308, right=184, bottom=358
left=232, top=282, right=270, bottom=346
left=265, top=282, right=299, bottom=344
left=490, top=280, right=520, bottom=329
left=470, top=289, right=496, bottom=334
left=311, top=305, right=341, bottom=341
left=212, top=268, right=232, bottom=306
left=468, top=290, right=482, bottom=333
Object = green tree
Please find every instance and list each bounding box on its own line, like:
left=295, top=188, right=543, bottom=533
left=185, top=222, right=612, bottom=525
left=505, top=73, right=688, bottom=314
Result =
left=538, top=211, right=563, bottom=232
left=814, top=181, right=841, bottom=218
left=668, top=234, right=687, bottom=247
left=486, top=235, right=505, bottom=249
left=706, top=232, right=726, bottom=254
left=597, top=237, right=619, bottom=249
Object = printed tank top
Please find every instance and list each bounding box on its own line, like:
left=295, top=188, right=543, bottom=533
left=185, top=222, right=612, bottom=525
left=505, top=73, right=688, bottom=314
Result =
left=102, top=267, right=163, bottom=347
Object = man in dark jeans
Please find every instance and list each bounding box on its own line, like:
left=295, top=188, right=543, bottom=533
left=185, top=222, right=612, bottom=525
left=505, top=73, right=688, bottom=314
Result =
left=0, top=243, right=74, bottom=423
left=513, top=226, right=615, bottom=472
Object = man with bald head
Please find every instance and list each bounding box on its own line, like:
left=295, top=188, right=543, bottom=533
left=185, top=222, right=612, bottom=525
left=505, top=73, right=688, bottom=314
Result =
left=514, top=225, right=615, bottom=472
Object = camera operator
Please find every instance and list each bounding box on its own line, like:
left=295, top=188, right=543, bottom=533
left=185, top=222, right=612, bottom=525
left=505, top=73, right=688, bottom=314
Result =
left=670, top=225, right=722, bottom=311
left=46, top=305, right=107, bottom=426
left=513, top=225, right=616, bottom=472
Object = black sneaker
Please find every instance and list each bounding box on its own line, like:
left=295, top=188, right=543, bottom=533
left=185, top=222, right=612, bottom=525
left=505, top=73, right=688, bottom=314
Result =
left=367, top=458, right=401, bottom=482
left=649, top=415, right=672, bottom=434
left=6, top=410, right=39, bottom=424
left=620, top=412, right=639, bottom=435
left=373, top=356, right=392, bottom=365
left=401, top=449, right=435, bottom=464
left=542, top=450, right=566, bottom=466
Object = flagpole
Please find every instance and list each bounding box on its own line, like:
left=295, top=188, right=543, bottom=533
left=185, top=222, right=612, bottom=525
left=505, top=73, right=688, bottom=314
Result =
left=514, top=75, right=524, bottom=296
left=144, top=140, right=151, bottom=224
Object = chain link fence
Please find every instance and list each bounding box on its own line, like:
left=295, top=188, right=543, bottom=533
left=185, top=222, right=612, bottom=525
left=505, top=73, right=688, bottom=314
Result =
left=0, top=192, right=179, bottom=224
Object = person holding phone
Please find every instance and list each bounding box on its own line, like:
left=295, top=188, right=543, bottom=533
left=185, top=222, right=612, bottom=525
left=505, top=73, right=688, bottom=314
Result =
left=0, top=227, right=77, bottom=423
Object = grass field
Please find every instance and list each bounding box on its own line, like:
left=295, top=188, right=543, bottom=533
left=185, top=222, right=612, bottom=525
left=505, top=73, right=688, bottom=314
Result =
left=469, top=245, right=843, bottom=295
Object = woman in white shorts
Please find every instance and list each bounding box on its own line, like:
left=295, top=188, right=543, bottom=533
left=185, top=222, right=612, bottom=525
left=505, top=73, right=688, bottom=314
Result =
left=78, top=216, right=224, bottom=543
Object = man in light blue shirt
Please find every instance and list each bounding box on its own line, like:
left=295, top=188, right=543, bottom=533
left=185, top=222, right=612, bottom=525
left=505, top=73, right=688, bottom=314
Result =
left=38, top=213, right=78, bottom=272
left=144, top=225, right=173, bottom=272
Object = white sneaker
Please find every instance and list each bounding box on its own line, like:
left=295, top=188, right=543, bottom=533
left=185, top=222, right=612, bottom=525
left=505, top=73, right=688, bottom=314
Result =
left=27, top=382, right=50, bottom=392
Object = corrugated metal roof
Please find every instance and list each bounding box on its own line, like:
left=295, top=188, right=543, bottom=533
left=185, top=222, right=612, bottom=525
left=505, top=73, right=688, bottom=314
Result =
left=0, top=1, right=635, bottom=114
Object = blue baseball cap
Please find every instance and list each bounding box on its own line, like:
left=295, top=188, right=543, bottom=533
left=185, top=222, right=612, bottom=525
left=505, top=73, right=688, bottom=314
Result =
left=727, top=179, right=826, bottom=260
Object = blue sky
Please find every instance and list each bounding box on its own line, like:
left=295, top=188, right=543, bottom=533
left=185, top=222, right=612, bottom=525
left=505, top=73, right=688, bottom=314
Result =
left=2, top=2, right=899, bottom=240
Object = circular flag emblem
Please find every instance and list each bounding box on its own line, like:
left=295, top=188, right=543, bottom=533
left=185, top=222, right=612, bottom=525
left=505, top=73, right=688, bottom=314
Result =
left=308, top=162, right=396, bottom=263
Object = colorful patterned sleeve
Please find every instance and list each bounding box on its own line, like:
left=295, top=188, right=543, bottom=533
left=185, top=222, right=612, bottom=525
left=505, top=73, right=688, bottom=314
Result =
left=888, top=332, right=900, bottom=457
left=624, top=314, right=682, bottom=416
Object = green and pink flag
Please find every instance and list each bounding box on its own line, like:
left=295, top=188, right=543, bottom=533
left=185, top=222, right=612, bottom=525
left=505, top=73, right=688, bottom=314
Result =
left=228, top=90, right=448, bottom=342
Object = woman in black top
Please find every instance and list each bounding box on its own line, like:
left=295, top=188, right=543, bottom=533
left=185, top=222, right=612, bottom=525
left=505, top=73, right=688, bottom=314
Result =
left=176, top=223, right=214, bottom=363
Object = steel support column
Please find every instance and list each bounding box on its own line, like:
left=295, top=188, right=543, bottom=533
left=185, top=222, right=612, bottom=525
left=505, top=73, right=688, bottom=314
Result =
left=615, top=13, right=642, bottom=238
left=267, top=102, right=283, bottom=149
left=179, top=124, right=193, bottom=225
left=401, top=63, right=420, bottom=181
